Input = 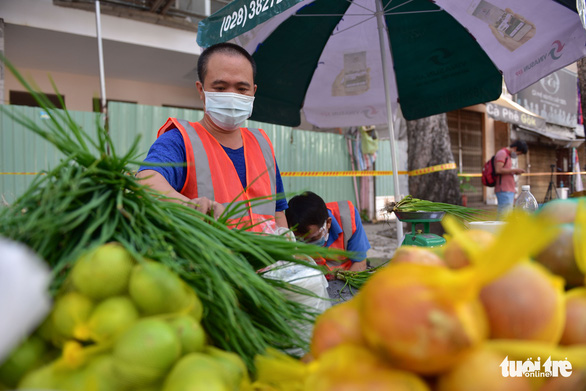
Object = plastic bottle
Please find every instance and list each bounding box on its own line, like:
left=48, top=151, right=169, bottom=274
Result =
left=515, top=185, right=538, bottom=212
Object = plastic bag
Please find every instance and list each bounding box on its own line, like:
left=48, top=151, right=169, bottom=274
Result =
left=259, top=220, right=296, bottom=242
left=263, top=257, right=330, bottom=357
left=360, top=126, right=379, bottom=155
left=0, top=237, right=52, bottom=362
left=264, top=259, right=329, bottom=312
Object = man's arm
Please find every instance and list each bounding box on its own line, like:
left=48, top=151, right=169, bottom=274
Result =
left=345, top=205, right=370, bottom=272
left=495, top=160, right=524, bottom=175
left=137, top=170, right=224, bottom=219
left=275, top=211, right=288, bottom=228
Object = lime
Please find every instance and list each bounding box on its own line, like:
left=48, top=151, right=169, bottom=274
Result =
left=0, top=335, right=47, bottom=387
left=51, top=291, right=94, bottom=339
left=168, top=315, right=206, bottom=355
left=112, top=318, right=181, bottom=388
left=76, top=296, right=139, bottom=343
left=205, top=346, right=249, bottom=389
left=17, top=362, right=60, bottom=390
left=162, top=353, right=229, bottom=391
left=83, top=355, right=125, bottom=391
left=70, top=242, right=135, bottom=300
left=128, top=261, right=191, bottom=315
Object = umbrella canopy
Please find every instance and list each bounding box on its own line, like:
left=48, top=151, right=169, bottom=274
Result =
left=198, top=0, right=586, bottom=125
left=197, top=0, right=586, bottom=239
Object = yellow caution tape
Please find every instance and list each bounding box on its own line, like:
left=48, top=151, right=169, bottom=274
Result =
left=2, top=166, right=585, bottom=178
left=281, top=163, right=456, bottom=177
left=281, top=170, right=408, bottom=177
left=409, top=162, right=457, bottom=176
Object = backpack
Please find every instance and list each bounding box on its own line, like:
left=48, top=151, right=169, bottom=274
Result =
left=481, top=154, right=508, bottom=187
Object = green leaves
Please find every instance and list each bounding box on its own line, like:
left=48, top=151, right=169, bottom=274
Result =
left=0, top=58, right=344, bottom=372
left=388, top=195, right=490, bottom=222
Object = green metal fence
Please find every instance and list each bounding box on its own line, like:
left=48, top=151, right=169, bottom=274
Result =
left=2, top=103, right=398, bottom=206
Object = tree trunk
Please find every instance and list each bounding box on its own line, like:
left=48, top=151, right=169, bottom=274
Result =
left=578, top=58, right=586, bottom=126
left=577, top=59, right=586, bottom=191
left=406, top=114, right=461, bottom=205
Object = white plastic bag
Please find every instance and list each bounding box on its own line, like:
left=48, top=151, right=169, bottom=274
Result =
left=263, top=257, right=330, bottom=357
left=263, top=258, right=330, bottom=313
left=0, top=237, right=52, bottom=362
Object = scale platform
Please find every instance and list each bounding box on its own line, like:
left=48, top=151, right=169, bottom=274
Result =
left=394, top=211, right=446, bottom=248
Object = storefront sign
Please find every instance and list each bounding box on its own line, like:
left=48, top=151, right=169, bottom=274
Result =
left=486, top=102, right=546, bottom=131
left=516, top=68, right=578, bottom=128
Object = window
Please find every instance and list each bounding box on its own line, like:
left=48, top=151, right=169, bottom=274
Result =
left=92, top=98, right=137, bottom=112
left=10, top=90, right=65, bottom=109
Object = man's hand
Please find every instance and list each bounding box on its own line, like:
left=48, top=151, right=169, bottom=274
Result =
left=187, top=197, right=225, bottom=219
left=348, top=260, right=367, bottom=272
left=512, top=168, right=525, bottom=175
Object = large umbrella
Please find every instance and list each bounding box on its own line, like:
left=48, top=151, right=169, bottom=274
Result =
left=197, top=0, right=586, bottom=239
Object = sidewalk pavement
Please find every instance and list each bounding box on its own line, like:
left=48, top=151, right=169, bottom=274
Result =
left=363, top=221, right=399, bottom=267
left=326, top=220, right=399, bottom=303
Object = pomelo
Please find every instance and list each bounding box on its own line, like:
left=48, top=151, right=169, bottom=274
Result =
left=560, top=287, right=586, bottom=345
left=479, top=262, right=566, bottom=343
left=306, top=344, right=431, bottom=391
left=358, top=263, right=489, bottom=375
left=310, top=298, right=366, bottom=358
left=442, top=229, right=495, bottom=269
left=538, top=198, right=578, bottom=224
left=436, top=347, right=532, bottom=391
left=391, top=246, right=446, bottom=267
left=535, top=224, right=584, bottom=288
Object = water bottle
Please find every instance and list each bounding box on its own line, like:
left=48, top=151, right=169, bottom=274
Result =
left=515, top=185, right=538, bottom=212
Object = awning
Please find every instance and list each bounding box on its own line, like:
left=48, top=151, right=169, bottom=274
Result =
left=486, top=96, right=546, bottom=131
left=488, top=95, right=584, bottom=148
left=514, top=124, right=585, bottom=148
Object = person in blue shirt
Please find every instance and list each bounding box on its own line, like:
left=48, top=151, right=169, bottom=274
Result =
left=286, top=191, right=370, bottom=273
left=137, top=42, right=288, bottom=228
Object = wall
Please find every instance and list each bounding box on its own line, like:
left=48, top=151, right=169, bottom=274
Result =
left=5, top=68, right=202, bottom=112
left=0, top=0, right=199, bottom=55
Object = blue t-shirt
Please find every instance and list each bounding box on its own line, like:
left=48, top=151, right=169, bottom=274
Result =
left=325, top=207, right=370, bottom=262
left=138, top=128, right=288, bottom=212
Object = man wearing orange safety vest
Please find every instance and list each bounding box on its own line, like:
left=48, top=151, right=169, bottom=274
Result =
left=286, top=192, right=371, bottom=299
left=137, top=43, right=288, bottom=231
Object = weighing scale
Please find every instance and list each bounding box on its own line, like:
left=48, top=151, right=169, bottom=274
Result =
left=394, top=211, right=446, bottom=248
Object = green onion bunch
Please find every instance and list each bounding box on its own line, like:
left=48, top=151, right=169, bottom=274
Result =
left=332, top=262, right=388, bottom=292
left=385, top=195, right=490, bottom=221
left=0, top=60, right=347, bottom=371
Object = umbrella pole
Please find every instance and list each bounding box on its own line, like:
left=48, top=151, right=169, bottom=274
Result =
left=95, top=0, right=108, bottom=152
left=375, top=0, right=403, bottom=243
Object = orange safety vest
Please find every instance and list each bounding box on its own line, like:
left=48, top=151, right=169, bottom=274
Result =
left=158, top=118, right=277, bottom=232
left=315, top=200, right=358, bottom=272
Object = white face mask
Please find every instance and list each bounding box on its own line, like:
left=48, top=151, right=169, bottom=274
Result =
left=306, top=221, right=329, bottom=246
left=204, top=91, right=255, bottom=130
